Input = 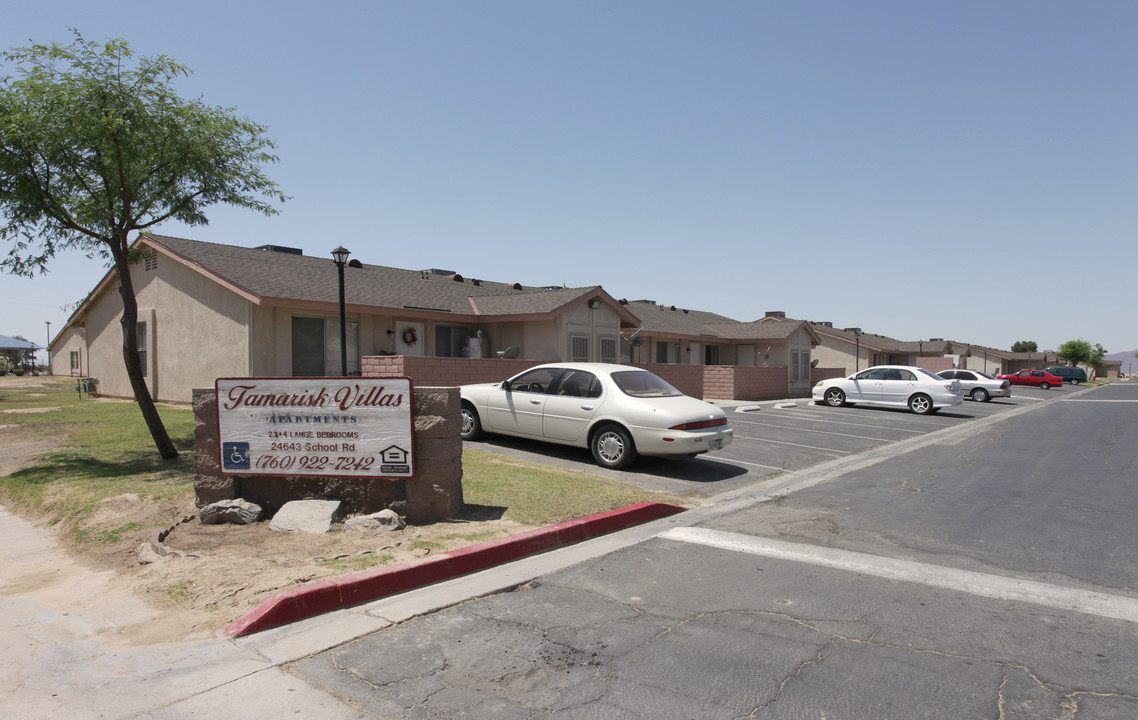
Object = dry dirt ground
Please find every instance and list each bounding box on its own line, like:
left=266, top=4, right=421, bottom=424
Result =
left=0, top=378, right=537, bottom=642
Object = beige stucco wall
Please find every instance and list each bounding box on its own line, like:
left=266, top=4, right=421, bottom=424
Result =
left=75, top=257, right=251, bottom=403
left=49, top=325, right=89, bottom=377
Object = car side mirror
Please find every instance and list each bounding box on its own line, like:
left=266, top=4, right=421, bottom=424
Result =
left=500, top=379, right=511, bottom=391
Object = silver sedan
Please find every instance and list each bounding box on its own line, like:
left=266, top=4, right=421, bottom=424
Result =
left=459, top=363, right=733, bottom=469
left=938, top=369, right=1012, bottom=402
left=812, top=365, right=963, bottom=415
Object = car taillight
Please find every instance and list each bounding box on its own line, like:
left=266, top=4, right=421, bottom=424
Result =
left=670, top=418, right=727, bottom=431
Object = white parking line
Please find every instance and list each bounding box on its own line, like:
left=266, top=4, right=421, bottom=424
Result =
left=734, top=436, right=849, bottom=454
left=711, top=457, right=784, bottom=471
left=728, top=419, right=908, bottom=443
left=658, top=527, right=1138, bottom=625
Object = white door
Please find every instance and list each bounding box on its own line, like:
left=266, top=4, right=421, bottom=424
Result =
left=396, top=322, right=424, bottom=356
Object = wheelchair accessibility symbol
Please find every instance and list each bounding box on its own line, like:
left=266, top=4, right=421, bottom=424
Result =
left=222, top=442, right=251, bottom=470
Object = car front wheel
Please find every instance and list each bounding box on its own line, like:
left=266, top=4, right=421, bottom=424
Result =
left=460, top=403, right=483, bottom=440
left=908, top=393, right=933, bottom=415
left=591, top=424, right=637, bottom=469
left=824, top=388, right=846, bottom=407
left=971, top=387, right=990, bottom=402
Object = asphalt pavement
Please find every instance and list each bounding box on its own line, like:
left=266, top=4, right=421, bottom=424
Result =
left=3, top=381, right=1137, bottom=718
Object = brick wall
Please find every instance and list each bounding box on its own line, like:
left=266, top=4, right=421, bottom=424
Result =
left=192, top=386, right=463, bottom=524
left=702, top=366, right=789, bottom=401
left=362, top=356, right=534, bottom=388
left=811, top=367, right=846, bottom=384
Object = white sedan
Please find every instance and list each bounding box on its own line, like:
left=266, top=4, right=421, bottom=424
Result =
left=812, top=365, right=963, bottom=415
left=937, top=369, right=1012, bottom=402
left=459, top=363, right=734, bottom=469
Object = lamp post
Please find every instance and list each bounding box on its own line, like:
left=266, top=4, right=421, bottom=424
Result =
left=45, top=321, right=51, bottom=372
left=846, top=327, right=862, bottom=372
left=331, top=246, right=350, bottom=376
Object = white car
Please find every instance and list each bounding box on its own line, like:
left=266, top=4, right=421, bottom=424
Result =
left=812, top=365, right=963, bottom=415
left=937, top=369, right=1012, bottom=402
left=459, top=363, right=734, bottom=469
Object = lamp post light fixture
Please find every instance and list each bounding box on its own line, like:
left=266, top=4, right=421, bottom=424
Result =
left=331, top=246, right=351, bottom=376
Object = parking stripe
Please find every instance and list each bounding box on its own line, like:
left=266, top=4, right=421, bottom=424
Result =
left=734, top=436, right=849, bottom=454
left=728, top=419, right=906, bottom=443
left=658, top=527, right=1138, bottom=625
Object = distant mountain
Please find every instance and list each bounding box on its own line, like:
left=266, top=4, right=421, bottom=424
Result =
left=1105, top=350, right=1137, bottom=363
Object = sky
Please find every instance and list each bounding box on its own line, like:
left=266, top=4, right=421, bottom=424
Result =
left=3, top=1, right=1136, bottom=363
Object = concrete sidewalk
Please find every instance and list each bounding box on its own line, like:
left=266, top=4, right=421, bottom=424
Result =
left=0, top=502, right=696, bottom=719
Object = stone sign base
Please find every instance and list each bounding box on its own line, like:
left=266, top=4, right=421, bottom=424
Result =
left=192, top=386, right=463, bottom=524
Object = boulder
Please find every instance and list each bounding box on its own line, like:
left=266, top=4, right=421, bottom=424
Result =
left=200, top=498, right=263, bottom=525
left=270, top=499, right=344, bottom=534
left=344, top=509, right=407, bottom=534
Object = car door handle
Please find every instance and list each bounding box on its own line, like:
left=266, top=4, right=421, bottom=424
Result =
left=580, top=405, right=594, bottom=411
left=529, top=399, right=542, bottom=405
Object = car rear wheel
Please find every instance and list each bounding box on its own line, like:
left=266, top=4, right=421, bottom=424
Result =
left=591, top=424, right=637, bottom=469
left=1040, top=382, right=1051, bottom=390
left=908, top=393, right=933, bottom=415
left=460, top=403, right=483, bottom=440
left=971, top=387, right=990, bottom=402
left=1069, top=379, right=1080, bottom=385
left=824, top=388, right=846, bottom=407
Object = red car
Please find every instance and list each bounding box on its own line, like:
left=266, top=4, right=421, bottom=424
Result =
left=998, top=369, right=1063, bottom=390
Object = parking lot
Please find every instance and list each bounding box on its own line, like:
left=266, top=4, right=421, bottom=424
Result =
left=462, top=382, right=1092, bottom=498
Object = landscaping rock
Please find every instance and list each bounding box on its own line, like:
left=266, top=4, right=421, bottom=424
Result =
left=270, top=499, right=344, bottom=534
left=200, top=499, right=263, bottom=525
left=345, top=509, right=407, bottom=534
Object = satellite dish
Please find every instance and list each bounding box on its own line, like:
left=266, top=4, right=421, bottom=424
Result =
left=810, top=359, right=820, bottom=367
left=629, top=328, right=643, bottom=347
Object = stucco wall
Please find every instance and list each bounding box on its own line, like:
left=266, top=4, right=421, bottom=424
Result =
left=50, top=326, right=88, bottom=377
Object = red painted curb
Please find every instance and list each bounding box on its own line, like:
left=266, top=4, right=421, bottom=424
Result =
left=224, top=501, right=685, bottom=637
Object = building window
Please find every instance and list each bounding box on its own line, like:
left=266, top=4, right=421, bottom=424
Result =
left=704, top=344, right=720, bottom=365
left=791, top=350, right=800, bottom=383
left=571, top=335, right=589, bottom=362
left=434, top=325, right=470, bottom=358
left=600, top=337, right=617, bottom=364
left=70, top=350, right=80, bottom=374
left=292, top=316, right=359, bottom=376
left=137, top=321, right=147, bottom=378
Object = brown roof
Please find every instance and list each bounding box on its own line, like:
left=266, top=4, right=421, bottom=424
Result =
left=143, top=234, right=612, bottom=318
left=624, top=301, right=818, bottom=343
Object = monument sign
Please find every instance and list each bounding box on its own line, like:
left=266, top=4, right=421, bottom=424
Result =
left=216, top=377, right=414, bottom=478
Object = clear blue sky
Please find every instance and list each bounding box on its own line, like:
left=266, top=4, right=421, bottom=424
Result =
left=3, top=1, right=1136, bottom=362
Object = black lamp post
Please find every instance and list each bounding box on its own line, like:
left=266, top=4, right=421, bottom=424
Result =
left=332, top=246, right=350, bottom=376
left=846, top=327, right=862, bottom=372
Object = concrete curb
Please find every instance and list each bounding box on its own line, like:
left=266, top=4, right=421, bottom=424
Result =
left=224, top=501, right=686, bottom=637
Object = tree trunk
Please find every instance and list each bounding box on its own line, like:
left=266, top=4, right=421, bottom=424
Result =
left=113, top=243, right=179, bottom=460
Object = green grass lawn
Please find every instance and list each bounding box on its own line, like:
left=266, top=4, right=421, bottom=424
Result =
left=0, top=377, right=678, bottom=542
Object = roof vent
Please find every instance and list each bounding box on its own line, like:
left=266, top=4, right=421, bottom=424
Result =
left=512, top=282, right=523, bottom=291
left=347, top=259, right=363, bottom=269
left=669, top=305, right=677, bottom=311
left=618, top=298, right=628, bottom=305
left=817, top=321, right=833, bottom=327
left=425, top=268, right=456, bottom=276
left=929, top=338, right=944, bottom=342
left=765, top=311, right=786, bottom=319
left=472, top=279, right=482, bottom=286
left=254, top=244, right=303, bottom=255
left=452, top=274, right=464, bottom=282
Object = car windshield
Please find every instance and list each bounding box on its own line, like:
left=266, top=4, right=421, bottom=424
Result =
left=916, top=368, right=946, bottom=381
left=611, top=370, right=682, bottom=398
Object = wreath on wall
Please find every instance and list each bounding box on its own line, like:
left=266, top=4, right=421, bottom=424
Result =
left=401, top=327, right=418, bottom=346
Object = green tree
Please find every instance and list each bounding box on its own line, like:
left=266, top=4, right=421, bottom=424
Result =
left=1056, top=339, right=1092, bottom=366
left=1089, top=343, right=1106, bottom=368
left=1011, top=340, right=1038, bottom=353
left=1, top=31, right=286, bottom=459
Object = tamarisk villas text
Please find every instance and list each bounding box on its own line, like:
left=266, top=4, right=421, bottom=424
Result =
left=216, top=377, right=414, bottom=478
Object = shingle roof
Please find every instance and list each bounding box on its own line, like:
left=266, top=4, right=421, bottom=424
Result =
left=623, top=301, right=817, bottom=342
left=144, top=234, right=600, bottom=316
